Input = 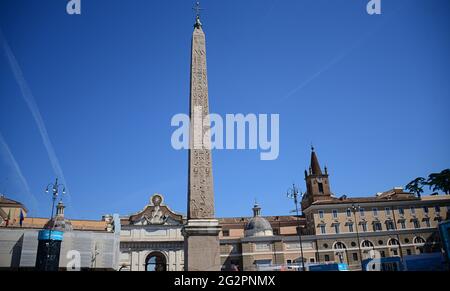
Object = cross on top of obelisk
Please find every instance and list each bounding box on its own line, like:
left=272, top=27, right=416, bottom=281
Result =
left=193, top=1, right=203, bottom=28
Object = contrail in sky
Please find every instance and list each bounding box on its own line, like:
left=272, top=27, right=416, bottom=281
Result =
left=0, top=28, right=71, bottom=203
left=0, top=132, right=39, bottom=214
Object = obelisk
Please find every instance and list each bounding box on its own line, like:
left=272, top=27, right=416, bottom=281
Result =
left=181, top=8, right=221, bottom=271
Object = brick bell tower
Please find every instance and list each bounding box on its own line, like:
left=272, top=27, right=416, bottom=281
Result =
left=301, top=147, right=333, bottom=210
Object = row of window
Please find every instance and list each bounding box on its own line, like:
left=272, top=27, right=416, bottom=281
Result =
left=331, top=237, right=425, bottom=250
left=322, top=238, right=428, bottom=262
left=322, top=248, right=421, bottom=263
left=318, top=218, right=436, bottom=234
left=319, top=205, right=447, bottom=219
left=286, top=237, right=428, bottom=264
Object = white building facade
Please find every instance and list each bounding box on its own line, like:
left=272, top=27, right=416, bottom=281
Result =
left=118, top=194, right=185, bottom=271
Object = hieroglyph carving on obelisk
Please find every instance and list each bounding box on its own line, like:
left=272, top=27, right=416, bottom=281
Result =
left=188, top=18, right=215, bottom=220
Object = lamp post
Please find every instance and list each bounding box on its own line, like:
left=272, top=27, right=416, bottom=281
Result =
left=129, top=247, right=133, bottom=271
left=287, top=184, right=306, bottom=272
left=43, top=178, right=65, bottom=269
left=390, top=206, right=404, bottom=258
left=349, top=204, right=364, bottom=270
left=45, top=178, right=66, bottom=224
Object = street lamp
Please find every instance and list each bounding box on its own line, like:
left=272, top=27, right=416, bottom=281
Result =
left=390, top=206, right=404, bottom=258
left=43, top=178, right=65, bottom=270
left=287, top=184, right=306, bottom=272
left=45, top=178, right=66, bottom=223
left=349, top=204, right=364, bottom=270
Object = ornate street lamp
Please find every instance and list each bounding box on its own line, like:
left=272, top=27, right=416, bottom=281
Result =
left=287, top=184, right=306, bottom=271
left=45, top=178, right=66, bottom=223
left=38, top=178, right=65, bottom=270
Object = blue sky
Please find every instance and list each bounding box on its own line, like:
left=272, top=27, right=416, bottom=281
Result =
left=0, top=0, right=449, bottom=220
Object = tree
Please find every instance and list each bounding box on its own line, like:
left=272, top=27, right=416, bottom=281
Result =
left=406, top=169, right=450, bottom=197
left=424, top=169, right=450, bottom=195
left=405, top=177, right=425, bottom=198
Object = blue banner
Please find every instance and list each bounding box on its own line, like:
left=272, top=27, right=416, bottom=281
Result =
left=38, top=230, right=64, bottom=241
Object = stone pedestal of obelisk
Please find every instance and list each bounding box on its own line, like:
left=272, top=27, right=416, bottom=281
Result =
left=182, top=15, right=222, bottom=271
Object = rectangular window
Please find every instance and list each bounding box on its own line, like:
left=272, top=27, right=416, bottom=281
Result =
left=346, top=208, right=352, bottom=217
left=374, top=222, right=382, bottom=231
left=373, top=208, right=378, bottom=216
left=320, top=225, right=326, bottom=234
left=435, top=206, right=441, bottom=213
left=360, top=208, right=365, bottom=217
left=425, top=219, right=431, bottom=228
left=423, top=206, right=429, bottom=214
left=222, top=230, right=230, bottom=237
left=385, top=207, right=391, bottom=216
left=398, top=207, right=404, bottom=215
left=324, top=255, right=330, bottom=262
left=387, top=221, right=395, bottom=230
left=348, top=223, right=354, bottom=233
left=393, top=249, right=398, bottom=256
left=310, top=258, right=315, bottom=263
left=413, top=220, right=420, bottom=229
left=273, top=228, right=280, bottom=235
left=287, top=260, right=292, bottom=264
left=406, top=249, right=412, bottom=255
left=318, top=210, right=324, bottom=219
left=411, top=207, right=416, bottom=214
left=362, top=223, right=367, bottom=232
left=380, top=251, right=386, bottom=258
left=332, top=209, right=338, bottom=218
left=352, top=253, right=358, bottom=261
left=400, top=221, right=406, bottom=229
left=334, top=224, right=340, bottom=234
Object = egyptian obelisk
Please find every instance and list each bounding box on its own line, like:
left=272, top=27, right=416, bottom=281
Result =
left=182, top=4, right=222, bottom=271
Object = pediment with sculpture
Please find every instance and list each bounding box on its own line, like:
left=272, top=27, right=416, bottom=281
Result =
left=128, top=194, right=184, bottom=226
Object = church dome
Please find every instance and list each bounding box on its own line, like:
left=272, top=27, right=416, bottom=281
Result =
left=45, top=201, right=73, bottom=231
left=244, top=203, right=273, bottom=237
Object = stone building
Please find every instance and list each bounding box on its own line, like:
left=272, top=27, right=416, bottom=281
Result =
left=118, top=194, right=185, bottom=271
left=0, top=195, right=27, bottom=227
left=219, top=203, right=308, bottom=271
left=300, top=148, right=450, bottom=270
left=117, top=194, right=301, bottom=271
left=1, top=177, right=449, bottom=271
left=0, top=199, right=120, bottom=270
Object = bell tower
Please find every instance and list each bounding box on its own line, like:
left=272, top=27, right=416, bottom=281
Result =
left=301, top=147, right=333, bottom=210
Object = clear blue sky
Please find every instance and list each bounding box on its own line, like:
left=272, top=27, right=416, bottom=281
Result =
left=0, top=0, right=449, bottom=220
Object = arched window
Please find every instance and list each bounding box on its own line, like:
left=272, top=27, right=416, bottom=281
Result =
left=413, top=237, right=426, bottom=244
left=388, top=238, right=400, bottom=246
left=333, top=242, right=347, bottom=250
left=361, top=240, right=374, bottom=248
left=145, top=252, right=167, bottom=271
